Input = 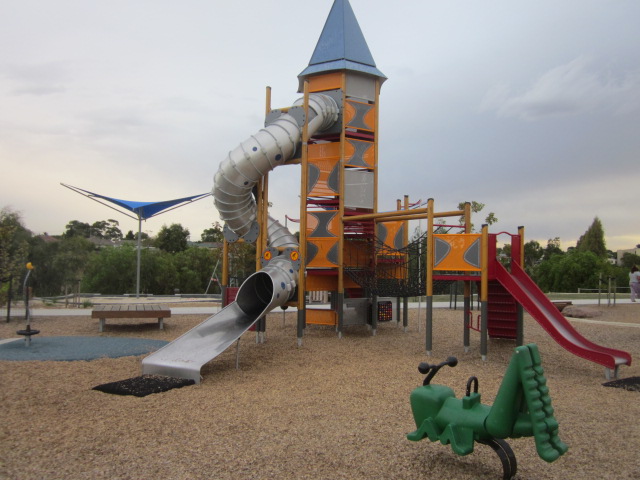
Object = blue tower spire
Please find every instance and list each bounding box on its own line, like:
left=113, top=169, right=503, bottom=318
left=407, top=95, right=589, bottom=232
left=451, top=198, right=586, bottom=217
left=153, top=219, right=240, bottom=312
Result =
left=298, top=0, right=386, bottom=85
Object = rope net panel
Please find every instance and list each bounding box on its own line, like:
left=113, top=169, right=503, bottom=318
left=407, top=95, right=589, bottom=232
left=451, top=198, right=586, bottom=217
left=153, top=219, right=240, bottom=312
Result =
left=344, top=231, right=479, bottom=297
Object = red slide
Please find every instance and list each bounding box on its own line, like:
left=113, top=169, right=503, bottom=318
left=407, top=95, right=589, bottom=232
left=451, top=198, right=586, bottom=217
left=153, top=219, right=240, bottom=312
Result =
left=493, top=260, right=632, bottom=372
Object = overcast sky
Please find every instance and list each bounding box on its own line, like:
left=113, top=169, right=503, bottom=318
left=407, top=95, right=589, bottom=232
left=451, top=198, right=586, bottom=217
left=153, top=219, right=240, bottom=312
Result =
left=1, top=0, right=639, bottom=251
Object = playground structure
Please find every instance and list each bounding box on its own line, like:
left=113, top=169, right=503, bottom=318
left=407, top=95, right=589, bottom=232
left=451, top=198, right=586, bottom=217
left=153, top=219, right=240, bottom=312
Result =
left=407, top=344, right=568, bottom=479
left=142, top=0, right=631, bottom=383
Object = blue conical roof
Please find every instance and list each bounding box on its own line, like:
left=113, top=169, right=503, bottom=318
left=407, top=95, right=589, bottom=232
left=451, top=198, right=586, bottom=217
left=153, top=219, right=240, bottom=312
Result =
left=299, top=0, right=386, bottom=83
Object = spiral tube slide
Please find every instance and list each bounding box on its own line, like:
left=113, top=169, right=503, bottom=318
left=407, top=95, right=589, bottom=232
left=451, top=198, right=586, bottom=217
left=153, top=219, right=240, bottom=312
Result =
left=215, top=93, right=338, bottom=313
left=142, top=94, right=339, bottom=382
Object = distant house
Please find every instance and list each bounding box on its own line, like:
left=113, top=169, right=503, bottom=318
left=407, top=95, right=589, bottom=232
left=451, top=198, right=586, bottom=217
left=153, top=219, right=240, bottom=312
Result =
left=38, top=234, right=59, bottom=244
left=616, top=246, right=640, bottom=265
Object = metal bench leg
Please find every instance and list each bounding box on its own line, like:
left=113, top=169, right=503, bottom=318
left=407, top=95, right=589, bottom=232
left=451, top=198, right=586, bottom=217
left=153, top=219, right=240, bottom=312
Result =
left=99, top=318, right=105, bottom=333
left=158, top=317, right=164, bottom=330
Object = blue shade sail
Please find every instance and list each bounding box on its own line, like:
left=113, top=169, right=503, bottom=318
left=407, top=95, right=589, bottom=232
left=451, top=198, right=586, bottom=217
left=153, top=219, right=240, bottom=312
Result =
left=61, top=183, right=210, bottom=220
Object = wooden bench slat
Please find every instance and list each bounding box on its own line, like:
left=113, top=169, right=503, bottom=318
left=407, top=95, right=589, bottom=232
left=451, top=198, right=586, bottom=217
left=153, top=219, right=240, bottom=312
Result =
left=90, top=304, right=171, bottom=331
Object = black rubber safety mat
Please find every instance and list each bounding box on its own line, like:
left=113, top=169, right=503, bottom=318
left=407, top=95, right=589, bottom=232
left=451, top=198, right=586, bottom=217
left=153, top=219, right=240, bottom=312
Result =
left=603, top=376, right=640, bottom=393
left=93, top=374, right=195, bottom=397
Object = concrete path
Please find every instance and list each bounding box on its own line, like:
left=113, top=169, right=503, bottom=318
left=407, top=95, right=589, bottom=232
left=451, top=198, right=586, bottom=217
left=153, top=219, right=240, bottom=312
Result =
left=2, top=298, right=635, bottom=318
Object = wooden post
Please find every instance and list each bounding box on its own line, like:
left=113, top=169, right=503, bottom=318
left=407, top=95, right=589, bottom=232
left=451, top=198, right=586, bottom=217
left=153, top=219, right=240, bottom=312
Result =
left=337, top=72, right=347, bottom=337
left=463, top=201, right=471, bottom=351
left=297, top=81, right=310, bottom=345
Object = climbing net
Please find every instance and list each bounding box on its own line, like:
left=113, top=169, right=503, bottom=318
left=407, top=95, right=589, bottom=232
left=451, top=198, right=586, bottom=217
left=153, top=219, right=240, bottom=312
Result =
left=344, top=232, right=422, bottom=297
left=344, top=231, right=472, bottom=297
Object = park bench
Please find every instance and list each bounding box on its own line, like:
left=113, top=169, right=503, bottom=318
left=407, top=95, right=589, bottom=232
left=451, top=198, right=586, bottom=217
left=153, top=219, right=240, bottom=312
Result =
left=91, top=304, right=171, bottom=332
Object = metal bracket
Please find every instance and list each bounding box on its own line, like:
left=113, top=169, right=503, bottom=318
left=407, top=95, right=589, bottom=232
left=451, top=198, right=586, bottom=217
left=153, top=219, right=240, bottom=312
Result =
left=241, top=221, right=260, bottom=244
left=260, top=247, right=279, bottom=268
left=282, top=248, right=301, bottom=271
left=223, top=223, right=239, bottom=243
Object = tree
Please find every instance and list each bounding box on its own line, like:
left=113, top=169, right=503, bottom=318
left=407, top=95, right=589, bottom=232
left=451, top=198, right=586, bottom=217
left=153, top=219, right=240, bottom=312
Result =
left=620, top=252, right=640, bottom=269
left=90, top=219, right=123, bottom=241
left=533, top=250, right=609, bottom=292
left=51, top=236, right=94, bottom=294
left=155, top=223, right=190, bottom=253
left=82, top=245, right=138, bottom=294
left=575, top=217, right=607, bottom=258
left=125, top=230, right=150, bottom=242
left=457, top=201, right=498, bottom=232
left=174, top=247, right=220, bottom=293
left=200, top=222, right=224, bottom=243
left=0, top=208, right=31, bottom=305
left=227, top=241, right=256, bottom=284
left=543, top=237, right=563, bottom=261
left=63, top=220, right=91, bottom=238
left=28, top=235, right=95, bottom=297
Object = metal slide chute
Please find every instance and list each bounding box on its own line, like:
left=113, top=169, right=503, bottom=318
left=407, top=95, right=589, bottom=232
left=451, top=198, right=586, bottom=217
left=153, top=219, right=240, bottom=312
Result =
left=142, top=94, right=339, bottom=382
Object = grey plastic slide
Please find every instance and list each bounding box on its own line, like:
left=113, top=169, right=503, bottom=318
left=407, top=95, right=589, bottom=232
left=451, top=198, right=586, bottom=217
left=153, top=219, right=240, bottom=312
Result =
left=141, top=94, right=340, bottom=382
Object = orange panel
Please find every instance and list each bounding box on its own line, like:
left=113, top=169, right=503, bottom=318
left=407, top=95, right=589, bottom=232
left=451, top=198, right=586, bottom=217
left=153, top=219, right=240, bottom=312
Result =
left=306, top=238, right=339, bottom=268
left=308, top=73, right=343, bottom=92
left=345, top=100, right=376, bottom=132
left=378, top=221, right=406, bottom=249
left=376, top=262, right=406, bottom=280
left=308, top=142, right=340, bottom=160
left=306, top=273, right=338, bottom=291
left=433, top=234, right=482, bottom=272
left=344, top=238, right=373, bottom=268
left=306, top=272, right=359, bottom=290
left=345, top=139, right=375, bottom=168
left=307, top=210, right=340, bottom=237
left=306, top=309, right=337, bottom=326
left=308, top=157, right=340, bottom=197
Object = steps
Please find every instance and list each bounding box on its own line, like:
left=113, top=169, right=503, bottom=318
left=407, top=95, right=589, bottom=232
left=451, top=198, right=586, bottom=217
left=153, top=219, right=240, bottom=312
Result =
left=487, top=281, right=518, bottom=339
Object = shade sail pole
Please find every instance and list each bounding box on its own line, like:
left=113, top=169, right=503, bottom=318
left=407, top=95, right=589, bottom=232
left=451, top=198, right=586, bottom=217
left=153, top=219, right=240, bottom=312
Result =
left=136, top=215, right=142, bottom=298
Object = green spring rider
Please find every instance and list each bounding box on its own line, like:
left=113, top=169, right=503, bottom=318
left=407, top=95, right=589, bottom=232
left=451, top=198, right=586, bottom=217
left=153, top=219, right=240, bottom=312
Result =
left=407, top=344, right=568, bottom=479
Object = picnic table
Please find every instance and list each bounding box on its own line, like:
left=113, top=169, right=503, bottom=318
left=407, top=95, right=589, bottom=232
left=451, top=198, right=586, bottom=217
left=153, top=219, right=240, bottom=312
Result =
left=91, top=304, right=171, bottom=332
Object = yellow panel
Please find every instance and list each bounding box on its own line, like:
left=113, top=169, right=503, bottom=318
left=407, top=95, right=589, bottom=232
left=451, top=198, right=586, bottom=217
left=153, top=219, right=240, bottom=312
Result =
left=307, top=309, right=337, bottom=326
left=308, top=73, right=343, bottom=92
left=433, top=234, right=482, bottom=272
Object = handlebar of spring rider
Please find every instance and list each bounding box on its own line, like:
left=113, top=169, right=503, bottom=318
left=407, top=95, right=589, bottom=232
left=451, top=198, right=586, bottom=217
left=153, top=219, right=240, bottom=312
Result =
left=418, top=356, right=458, bottom=385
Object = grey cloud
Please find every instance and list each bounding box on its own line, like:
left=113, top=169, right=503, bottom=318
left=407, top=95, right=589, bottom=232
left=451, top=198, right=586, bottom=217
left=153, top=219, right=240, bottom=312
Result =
left=480, top=56, right=640, bottom=120
left=0, top=61, right=72, bottom=96
left=11, top=85, right=66, bottom=96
